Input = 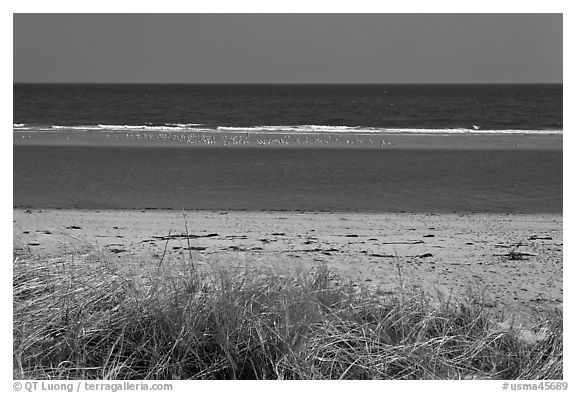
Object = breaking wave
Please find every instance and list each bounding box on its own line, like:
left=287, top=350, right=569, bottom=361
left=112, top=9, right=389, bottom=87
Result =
left=13, top=123, right=563, bottom=135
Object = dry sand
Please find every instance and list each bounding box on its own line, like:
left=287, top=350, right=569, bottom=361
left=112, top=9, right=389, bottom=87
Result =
left=13, top=208, right=562, bottom=325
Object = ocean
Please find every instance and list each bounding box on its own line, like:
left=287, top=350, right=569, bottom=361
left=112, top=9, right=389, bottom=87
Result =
left=13, top=84, right=563, bottom=212
left=14, top=83, right=562, bottom=132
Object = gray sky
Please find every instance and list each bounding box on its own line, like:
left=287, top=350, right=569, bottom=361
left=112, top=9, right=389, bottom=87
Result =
left=13, top=13, right=562, bottom=83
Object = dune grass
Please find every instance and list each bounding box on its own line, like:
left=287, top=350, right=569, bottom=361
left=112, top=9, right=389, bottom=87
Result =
left=13, top=246, right=562, bottom=380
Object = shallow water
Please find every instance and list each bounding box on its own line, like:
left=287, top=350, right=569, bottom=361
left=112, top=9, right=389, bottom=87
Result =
left=13, top=145, right=562, bottom=213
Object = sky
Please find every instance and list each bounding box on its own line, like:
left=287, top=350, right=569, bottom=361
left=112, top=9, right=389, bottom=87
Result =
left=13, top=13, right=563, bottom=83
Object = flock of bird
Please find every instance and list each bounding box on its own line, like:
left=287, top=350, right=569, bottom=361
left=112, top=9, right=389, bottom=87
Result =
left=17, top=131, right=525, bottom=149
left=106, top=132, right=395, bottom=147
left=18, top=132, right=395, bottom=147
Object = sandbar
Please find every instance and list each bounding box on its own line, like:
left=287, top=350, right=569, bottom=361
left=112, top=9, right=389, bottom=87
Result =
left=12, top=130, right=563, bottom=151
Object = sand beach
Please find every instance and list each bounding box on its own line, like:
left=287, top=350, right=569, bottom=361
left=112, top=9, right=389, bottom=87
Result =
left=13, top=208, right=562, bottom=325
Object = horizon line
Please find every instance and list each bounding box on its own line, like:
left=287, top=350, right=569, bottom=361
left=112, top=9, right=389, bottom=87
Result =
left=13, top=81, right=563, bottom=85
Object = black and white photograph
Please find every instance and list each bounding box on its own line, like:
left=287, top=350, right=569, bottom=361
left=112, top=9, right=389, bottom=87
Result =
left=11, top=10, right=564, bottom=384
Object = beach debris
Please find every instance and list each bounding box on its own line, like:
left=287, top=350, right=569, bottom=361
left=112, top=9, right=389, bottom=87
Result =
left=494, top=241, right=535, bottom=260
left=109, top=248, right=127, bottom=254
left=288, top=247, right=340, bottom=254
left=302, top=248, right=325, bottom=253
left=36, top=230, right=52, bottom=234
left=423, top=234, right=435, bottom=238
left=370, top=253, right=395, bottom=258
left=417, top=253, right=434, bottom=258
left=142, top=233, right=219, bottom=243
left=345, top=234, right=359, bottom=238
left=529, top=235, right=553, bottom=240
left=66, top=225, right=82, bottom=230
left=271, top=232, right=285, bottom=236
left=381, top=240, right=424, bottom=245
left=495, top=251, right=535, bottom=261
left=495, top=241, right=527, bottom=248
left=226, top=235, right=248, bottom=239
left=27, top=242, right=40, bottom=246
left=173, top=246, right=207, bottom=251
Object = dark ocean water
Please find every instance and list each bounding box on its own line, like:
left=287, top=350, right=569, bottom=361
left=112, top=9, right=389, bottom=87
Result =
left=13, top=83, right=562, bottom=132
left=13, top=84, right=563, bottom=212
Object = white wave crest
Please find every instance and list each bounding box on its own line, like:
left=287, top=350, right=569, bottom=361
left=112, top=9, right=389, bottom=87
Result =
left=13, top=123, right=563, bottom=136
left=217, top=125, right=362, bottom=133
left=216, top=125, right=562, bottom=135
left=43, top=124, right=207, bottom=132
left=165, top=123, right=204, bottom=127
